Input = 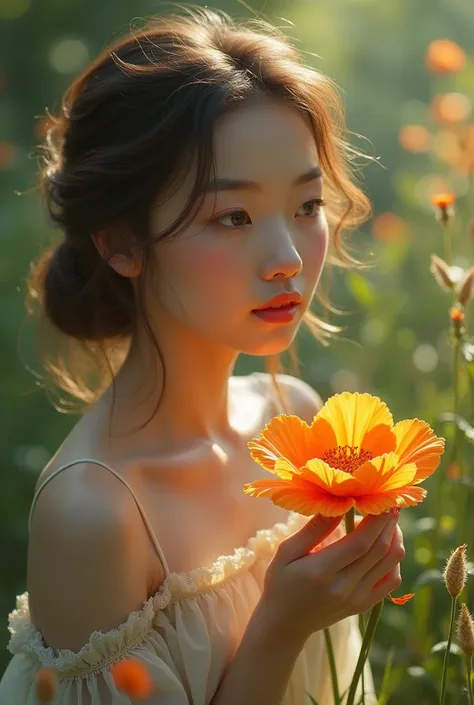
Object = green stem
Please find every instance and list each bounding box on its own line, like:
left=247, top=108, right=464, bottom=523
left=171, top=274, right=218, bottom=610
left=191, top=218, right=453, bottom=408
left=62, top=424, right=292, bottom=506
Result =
left=346, top=600, right=384, bottom=705
left=439, top=596, right=457, bottom=704
left=466, top=654, right=474, bottom=705
left=345, top=508, right=355, bottom=535
left=468, top=366, right=474, bottom=419
left=324, top=628, right=341, bottom=705
left=443, top=220, right=452, bottom=265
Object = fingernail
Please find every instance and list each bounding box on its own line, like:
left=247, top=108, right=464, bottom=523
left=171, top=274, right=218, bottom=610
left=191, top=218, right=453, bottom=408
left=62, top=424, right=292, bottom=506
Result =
left=391, top=507, right=400, bottom=518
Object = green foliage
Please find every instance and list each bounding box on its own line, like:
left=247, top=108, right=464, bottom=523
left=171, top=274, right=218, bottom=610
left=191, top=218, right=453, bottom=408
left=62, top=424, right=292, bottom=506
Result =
left=2, top=0, right=474, bottom=701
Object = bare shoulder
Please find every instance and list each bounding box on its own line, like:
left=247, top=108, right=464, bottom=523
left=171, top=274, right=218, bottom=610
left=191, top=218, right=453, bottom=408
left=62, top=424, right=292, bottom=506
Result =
left=27, top=462, right=152, bottom=651
left=248, top=372, right=323, bottom=424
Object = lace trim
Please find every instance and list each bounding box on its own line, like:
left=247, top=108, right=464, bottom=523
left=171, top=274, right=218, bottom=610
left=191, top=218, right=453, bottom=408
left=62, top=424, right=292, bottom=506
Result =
left=7, top=593, right=156, bottom=674
left=7, top=511, right=308, bottom=671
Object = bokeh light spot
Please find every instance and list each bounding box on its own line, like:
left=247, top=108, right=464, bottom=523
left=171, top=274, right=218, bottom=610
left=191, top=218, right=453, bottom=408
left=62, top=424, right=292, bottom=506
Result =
left=49, top=38, right=89, bottom=74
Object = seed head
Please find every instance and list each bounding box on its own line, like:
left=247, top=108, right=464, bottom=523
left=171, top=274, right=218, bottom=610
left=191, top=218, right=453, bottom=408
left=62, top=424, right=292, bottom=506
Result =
left=444, top=544, right=468, bottom=598
left=457, top=603, right=474, bottom=655
left=430, top=254, right=455, bottom=291
left=457, top=267, right=474, bottom=306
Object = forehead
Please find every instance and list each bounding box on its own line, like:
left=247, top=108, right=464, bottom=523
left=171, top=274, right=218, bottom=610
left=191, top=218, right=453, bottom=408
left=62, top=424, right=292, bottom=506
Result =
left=151, top=99, right=321, bottom=227
left=213, top=99, right=320, bottom=177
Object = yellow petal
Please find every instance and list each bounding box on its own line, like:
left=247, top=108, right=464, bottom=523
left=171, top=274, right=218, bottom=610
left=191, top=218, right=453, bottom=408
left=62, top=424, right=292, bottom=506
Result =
left=315, top=392, right=395, bottom=453
left=243, top=477, right=354, bottom=517
left=393, top=419, right=446, bottom=482
left=352, top=453, right=417, bottom=493
left=301, top=459, right=362, bottom=496
left=248, top=414, right=324, bottom=473
left=273, top=458, right=300, bottom=480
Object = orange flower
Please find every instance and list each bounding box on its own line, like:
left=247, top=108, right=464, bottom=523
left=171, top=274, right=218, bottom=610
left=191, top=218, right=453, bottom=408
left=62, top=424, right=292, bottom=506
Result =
left=431, top=93, right=472, bottom=124
left=425, top=39, right=466, bottom=74
left=244, top=392, right=445, bottom=518
left=399, top=125, right=431, bottom=153
left=431, top=192, right=456, bottom=209
left=110, top=658, right=155, bottom=699
left=35, top=668, right=58, bottom=703
left=450, top=306, right=465, bottom=322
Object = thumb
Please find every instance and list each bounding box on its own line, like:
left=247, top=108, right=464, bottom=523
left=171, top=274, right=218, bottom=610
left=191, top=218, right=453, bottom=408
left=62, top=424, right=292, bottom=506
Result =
left=277, top=514, right=343, bottom=564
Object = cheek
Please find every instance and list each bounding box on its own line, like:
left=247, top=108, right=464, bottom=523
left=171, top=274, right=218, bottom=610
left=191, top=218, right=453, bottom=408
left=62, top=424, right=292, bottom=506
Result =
left=163, top=239, right=244, bottom=300
left=304, top=221, right=329, bottom=275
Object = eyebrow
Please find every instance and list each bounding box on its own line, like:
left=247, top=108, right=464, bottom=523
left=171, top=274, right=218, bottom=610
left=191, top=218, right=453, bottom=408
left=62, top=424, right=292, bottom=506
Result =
left=202, top=166, right=323, bottom=194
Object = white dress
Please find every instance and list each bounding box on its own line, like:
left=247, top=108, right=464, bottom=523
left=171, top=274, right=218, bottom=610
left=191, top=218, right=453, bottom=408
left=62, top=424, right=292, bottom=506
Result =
left=0, top=459, right=375, bottom=704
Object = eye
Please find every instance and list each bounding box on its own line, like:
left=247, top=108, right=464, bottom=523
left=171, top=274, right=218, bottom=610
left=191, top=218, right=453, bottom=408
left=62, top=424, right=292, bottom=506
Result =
left=296, top=198, right=326, bottom=218
left=211, top=210, right=251, bottom=229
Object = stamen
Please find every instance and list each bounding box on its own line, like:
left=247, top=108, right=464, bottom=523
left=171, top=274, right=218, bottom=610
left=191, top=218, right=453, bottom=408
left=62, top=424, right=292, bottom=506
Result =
left=321, top=445, right=373, bottom=474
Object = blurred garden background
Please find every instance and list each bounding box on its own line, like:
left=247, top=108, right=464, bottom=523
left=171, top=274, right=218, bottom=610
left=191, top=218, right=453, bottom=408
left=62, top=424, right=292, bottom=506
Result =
left=1, top=0, right=474, bottom=701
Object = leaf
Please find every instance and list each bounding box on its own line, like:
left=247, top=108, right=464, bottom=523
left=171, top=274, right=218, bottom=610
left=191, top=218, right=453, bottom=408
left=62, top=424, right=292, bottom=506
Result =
left=438, top=413, right=474, bottom=441
left=376, top=648, right=397, bottom=705
left=446, top=477, right=474, bottom=489
left=462, top=341, right=474, bottom=363
left=305, top=693, right=319, bottom=705
left=431, top=640, right=462, bottom=656
left=413, top=569, right=444, bottom=590
left=346, top=271, right=376, bottom=309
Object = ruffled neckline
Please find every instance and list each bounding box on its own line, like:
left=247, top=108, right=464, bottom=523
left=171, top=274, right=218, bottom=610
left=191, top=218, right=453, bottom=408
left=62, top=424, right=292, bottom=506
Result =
left=7, top=511, right=308, bottom=667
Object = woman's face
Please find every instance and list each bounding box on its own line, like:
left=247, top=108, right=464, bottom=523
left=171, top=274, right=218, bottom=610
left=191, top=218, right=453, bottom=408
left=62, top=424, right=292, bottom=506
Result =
left=148, top=98, right=329, bottom=356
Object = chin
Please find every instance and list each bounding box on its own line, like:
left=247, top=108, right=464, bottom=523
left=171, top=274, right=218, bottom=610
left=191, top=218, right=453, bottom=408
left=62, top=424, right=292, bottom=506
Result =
left=237, top=331, right=299, bottom=357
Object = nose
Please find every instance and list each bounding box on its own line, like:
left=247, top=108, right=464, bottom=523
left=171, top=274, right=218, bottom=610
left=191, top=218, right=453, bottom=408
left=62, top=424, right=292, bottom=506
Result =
left=259, top=228, right=303, bottom=281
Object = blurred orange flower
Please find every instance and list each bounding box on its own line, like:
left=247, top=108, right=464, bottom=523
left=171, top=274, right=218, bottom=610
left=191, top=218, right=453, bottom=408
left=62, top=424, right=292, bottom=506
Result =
left=244, top=392, right=445, bottom=517
left=0, top=141, right=16, bottom=169
left=35, top=668, right=58, bottom=703
left=431, top=192, right=456, bottom=209
left=399, top=125, right=431, bottom=153
left=450, top=306, right=465, bottom=322
left=457, top=125, right=474, bottom=175
left=431, top=93, right=472, bottom=124
left=110, top=658, right=155, bottom=699
left=425, top=39, right=467, bottom=74
left=372, top=212, right=409, bottom=242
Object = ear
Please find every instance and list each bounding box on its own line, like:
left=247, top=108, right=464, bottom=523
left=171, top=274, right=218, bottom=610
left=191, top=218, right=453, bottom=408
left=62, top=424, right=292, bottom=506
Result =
left=92, top=230, right=142, bottom=278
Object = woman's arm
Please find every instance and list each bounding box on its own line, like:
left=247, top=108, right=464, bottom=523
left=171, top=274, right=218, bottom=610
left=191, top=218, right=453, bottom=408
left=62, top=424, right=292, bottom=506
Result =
left=210, top=599, right=306, bottom=705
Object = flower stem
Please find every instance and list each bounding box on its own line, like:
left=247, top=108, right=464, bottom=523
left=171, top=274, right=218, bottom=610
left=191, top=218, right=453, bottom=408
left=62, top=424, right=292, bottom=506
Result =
left=346, top=600, right=384, bottom=705
left=443, top=221, right=452, bottom=266
left=345, top=508, right=355, bottom=535
left=439, top=596, right=457, bottom=705
left=324, top=628, right=340, bottom=705
left=465, top=654, right=474, bottom=705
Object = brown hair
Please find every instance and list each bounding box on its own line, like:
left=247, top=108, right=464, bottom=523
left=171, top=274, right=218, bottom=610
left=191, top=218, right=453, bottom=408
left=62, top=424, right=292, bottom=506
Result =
left=25, top=6, right=373, bottom=421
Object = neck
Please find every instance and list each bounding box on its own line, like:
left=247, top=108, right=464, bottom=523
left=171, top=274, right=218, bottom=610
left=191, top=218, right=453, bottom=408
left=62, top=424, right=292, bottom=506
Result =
left=99, top=319, right=239, bottom=453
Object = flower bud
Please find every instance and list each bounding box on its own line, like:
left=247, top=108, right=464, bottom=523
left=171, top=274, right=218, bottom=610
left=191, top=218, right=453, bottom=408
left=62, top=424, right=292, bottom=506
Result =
left=35, top=668, right=58, bottom=703
left=443, top=544, right=467, bottom=598
left=457, top=603, right=474, bottom=655
left=457, top=267, right=474, bottom=305
left=431, top=192, right=456, bottom=224
left=430, top=254, right=455, bottom=291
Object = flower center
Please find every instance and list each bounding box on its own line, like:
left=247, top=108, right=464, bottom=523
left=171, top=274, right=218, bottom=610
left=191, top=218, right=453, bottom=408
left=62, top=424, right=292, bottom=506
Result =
left=321, top=445, right=373, bottom=474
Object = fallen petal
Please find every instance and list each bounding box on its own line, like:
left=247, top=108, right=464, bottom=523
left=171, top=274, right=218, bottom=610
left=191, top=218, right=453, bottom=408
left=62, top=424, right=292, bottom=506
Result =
left=389, top=592, right=415, bottom=605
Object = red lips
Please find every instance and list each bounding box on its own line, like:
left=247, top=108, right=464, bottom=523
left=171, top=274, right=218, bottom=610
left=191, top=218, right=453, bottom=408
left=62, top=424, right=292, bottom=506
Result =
left=254, top=291, right=302, bottom=310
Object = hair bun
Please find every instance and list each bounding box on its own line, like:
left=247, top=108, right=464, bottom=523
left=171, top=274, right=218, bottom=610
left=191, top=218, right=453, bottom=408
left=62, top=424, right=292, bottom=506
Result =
left=41, top=239, right=134, bottom=340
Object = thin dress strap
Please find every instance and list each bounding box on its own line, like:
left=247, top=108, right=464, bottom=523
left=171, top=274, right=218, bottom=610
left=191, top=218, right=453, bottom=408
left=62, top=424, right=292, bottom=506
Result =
left=28, top=458, right=171, bottom=577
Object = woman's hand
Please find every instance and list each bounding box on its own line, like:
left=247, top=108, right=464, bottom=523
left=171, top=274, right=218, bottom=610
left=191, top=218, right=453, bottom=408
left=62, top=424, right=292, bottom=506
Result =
left=256, top=509, right=404, bottom=644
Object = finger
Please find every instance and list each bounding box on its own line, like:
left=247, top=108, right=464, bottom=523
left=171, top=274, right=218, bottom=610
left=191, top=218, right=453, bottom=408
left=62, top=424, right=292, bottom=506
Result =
left=310, top=509, right=398, bottom=574
left=360, top=564, right=402, bottom=612
left=276, top=514, right=343, bottom=564
left=350, top=525, right=405, bottom=596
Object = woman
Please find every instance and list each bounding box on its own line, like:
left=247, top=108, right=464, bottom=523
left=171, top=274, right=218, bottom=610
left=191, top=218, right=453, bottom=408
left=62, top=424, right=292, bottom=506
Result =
left=1, top=8, right=403, bottom=704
